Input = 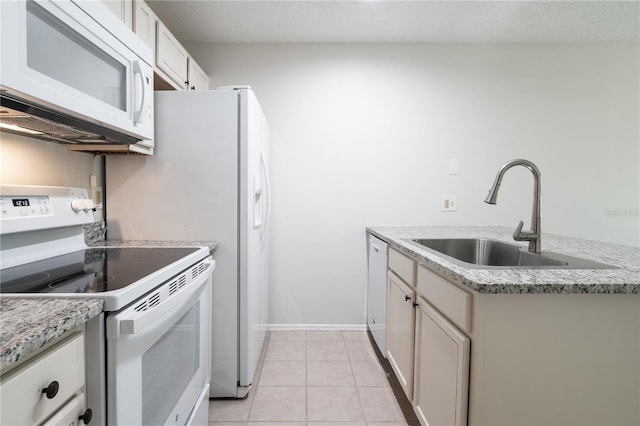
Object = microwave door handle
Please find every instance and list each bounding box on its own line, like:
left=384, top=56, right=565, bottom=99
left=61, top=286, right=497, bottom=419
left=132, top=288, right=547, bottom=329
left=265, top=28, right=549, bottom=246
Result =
left=107, top=260, right=214, bottom=339
left=132, top=60, right=146, bottom=124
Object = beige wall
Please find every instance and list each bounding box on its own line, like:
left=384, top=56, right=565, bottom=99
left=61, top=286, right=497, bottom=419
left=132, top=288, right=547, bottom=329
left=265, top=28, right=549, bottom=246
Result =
left=187, top=42, right=639, bottom=326
left=0, top=132, right=101, bottom=191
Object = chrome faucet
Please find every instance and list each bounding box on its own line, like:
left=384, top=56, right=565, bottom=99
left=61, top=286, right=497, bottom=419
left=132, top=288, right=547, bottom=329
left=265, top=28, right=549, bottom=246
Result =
left=484, top=159, right=542, bottom=253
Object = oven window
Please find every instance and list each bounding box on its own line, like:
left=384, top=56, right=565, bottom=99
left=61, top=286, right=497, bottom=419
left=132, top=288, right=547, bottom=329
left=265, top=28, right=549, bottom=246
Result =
left=26, top=0, right=127, bottom=111
left=141, top=304, right=200, bottom=425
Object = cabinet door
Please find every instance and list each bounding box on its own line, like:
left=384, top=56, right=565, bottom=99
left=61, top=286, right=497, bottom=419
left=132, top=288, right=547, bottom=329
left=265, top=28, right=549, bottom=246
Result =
left=187, top=58, right=210, bottom=91
left=386, top=271, right=415, bottom=399
left=414, top=300, right=470, bottom=426
left=100, top=0, right=133, bottom=29
left=134, top=0, right=156, bottom=49
left=156, top=21, right=188, bottom=90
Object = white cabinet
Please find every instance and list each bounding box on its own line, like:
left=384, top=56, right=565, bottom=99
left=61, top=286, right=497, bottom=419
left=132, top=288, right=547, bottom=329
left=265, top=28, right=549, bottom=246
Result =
left=134, top=0, right=156, bottom=49
left=387, top=271, right=416, bottom=399
left=187, top=58, right=210, bottom=91
left=42, top=393, right=91, bottom=426
left=135, top=1, right=210, bottom=91
left=156, top=20, right=189, bottom=90
left=0, top=332, right=87, bottom=426
left=386, top=248, right=416, bottom=400
left=383, top=245, right=472, bottom=426
left=414, top=299, right=470, bottom=426
left=100, top=0, right=133, bottom=29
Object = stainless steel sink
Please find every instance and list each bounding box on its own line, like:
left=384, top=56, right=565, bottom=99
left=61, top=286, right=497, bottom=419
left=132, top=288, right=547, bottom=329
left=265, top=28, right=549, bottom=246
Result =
left=410, top=238, right=617, bottom=269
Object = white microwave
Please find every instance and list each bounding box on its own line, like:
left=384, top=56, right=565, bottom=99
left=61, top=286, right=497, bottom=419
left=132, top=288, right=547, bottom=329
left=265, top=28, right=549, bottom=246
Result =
left=0, top=0, right=154, bottom=155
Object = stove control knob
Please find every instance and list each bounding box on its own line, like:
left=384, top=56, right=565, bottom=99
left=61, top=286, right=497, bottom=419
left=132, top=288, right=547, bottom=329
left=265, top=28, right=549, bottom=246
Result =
left=84, top=199, right=96, bottom=211
left=71, top=199, right=85, bottom=212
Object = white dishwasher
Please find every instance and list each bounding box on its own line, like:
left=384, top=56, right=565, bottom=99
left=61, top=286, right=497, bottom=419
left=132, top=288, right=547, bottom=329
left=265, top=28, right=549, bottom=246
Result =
left=367, top=234, right=389, bottom=355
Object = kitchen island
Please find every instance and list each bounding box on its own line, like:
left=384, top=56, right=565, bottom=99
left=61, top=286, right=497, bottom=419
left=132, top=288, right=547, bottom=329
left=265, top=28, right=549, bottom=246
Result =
left=368, top=226, right=640, bottom=293
left=367, top=226, right=639, bottom=426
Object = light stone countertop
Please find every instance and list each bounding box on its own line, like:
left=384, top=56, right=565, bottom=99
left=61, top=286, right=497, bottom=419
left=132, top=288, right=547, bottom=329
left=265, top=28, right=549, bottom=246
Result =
left=367, top=226, right=640, bottom=294
left=89, top=239, right=218, bottom=253
left=0, top=298, right=103, bottom=373
left=1, top=239, right=217, bottom=373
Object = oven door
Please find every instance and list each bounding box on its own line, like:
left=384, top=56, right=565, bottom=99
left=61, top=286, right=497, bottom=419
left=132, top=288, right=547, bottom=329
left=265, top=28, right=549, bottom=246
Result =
left=106, top=259, right=213, bottom=426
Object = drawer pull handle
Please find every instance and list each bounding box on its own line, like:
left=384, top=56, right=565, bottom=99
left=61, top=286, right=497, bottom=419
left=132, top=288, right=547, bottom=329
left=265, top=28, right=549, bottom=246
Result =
left=79, top=408, right=93, bottom=424
left=404, top=295, right=411, bottom=302
left=41, top=381, right=59, bottom=399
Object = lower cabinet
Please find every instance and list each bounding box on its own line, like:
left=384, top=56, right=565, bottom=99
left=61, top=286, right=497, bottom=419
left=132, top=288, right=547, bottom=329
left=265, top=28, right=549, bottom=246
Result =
left=385, top=251, right=472, bottom=426
left=386, top=271, right=416, bottom=399
left=0, top=331, right=88, bottom=425
left=414, top=299, right=470, bottom=426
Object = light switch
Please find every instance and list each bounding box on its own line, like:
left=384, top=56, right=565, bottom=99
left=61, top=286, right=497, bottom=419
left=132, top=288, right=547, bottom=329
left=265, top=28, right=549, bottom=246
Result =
left=448, top=158, right=459, bottom=175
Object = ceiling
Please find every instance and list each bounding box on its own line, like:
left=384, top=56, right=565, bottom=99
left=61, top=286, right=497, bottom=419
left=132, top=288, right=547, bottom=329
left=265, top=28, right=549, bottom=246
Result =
left=146, top=0, right=640, bottom=44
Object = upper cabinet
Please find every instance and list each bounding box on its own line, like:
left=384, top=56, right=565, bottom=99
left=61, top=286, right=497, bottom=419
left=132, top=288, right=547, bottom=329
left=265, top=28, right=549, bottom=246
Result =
left=156, top=20, right=189, bottom=89
left=187, top=58, right=210, bottom=91
left=104, top=0, right=210, bottom=91
left=134, top=0, right=156, bottom=48
left=100, top=0, right=133, bottom=29
left=133, top=0, right=210, bottom=91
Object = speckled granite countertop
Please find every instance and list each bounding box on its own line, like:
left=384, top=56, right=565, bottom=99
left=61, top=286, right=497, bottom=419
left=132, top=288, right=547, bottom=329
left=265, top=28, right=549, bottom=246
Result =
left=89, top=239, right=218, bottom=253
left=0, top=298, right=103, bottom=372
left=1, top=239, right=217, bottom=373
left=367, top=226, right=640, bottom=294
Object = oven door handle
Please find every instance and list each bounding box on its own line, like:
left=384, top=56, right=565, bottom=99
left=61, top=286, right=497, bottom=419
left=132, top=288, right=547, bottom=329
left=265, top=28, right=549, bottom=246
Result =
left=107, top=259, right=214, bottom=339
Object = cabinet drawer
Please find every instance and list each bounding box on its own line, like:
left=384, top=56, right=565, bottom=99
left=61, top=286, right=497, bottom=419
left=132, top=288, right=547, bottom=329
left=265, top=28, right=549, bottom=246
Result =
left=0, top=333, right=85, bottom=426
left=417, top=266, right=472, bottom=333
left=41, top=393, right=87, bottom=426
left=389, top=248, right=416, bottom=286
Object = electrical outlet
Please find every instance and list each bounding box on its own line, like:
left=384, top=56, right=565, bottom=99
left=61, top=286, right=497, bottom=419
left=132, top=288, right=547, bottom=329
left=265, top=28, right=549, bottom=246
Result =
left=93, top=186, right=103, bottom=209
left=441, top=195, right=457, bottom=211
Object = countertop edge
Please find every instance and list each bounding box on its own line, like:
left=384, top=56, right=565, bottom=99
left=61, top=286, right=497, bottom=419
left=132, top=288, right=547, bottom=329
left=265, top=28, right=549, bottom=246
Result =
left=0, top=298, right=103, bottom=373
left=367, top=226, right=640, bottom=295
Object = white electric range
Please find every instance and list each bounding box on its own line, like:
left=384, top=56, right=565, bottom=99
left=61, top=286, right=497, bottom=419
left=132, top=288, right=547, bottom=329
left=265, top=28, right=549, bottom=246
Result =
left=0, top=185, right=214, bottom=425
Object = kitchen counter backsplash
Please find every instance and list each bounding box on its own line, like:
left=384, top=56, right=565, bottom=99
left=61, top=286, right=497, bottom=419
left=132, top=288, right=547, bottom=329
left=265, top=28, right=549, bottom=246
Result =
left=368, top=226, right=640, bottom=295
left=84, top=221, right=106, bottom=243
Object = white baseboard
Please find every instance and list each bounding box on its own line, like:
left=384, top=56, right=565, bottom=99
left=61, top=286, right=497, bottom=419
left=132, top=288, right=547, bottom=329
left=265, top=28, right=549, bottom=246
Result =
left=268, top=323, right=368, bottom=332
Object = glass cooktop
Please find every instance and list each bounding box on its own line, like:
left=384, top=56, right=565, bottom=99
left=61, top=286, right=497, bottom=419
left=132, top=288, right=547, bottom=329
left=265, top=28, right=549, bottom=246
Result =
left=0, top=247, right=199, bottom=294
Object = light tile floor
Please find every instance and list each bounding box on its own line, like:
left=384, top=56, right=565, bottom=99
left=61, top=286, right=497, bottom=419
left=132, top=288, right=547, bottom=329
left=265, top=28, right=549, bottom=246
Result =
left=208, top=330, right=419, bottom=425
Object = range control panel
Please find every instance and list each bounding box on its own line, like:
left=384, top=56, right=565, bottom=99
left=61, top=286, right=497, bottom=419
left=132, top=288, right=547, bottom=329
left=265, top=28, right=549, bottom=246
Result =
left=0, top=185, right=94, bottom=235
left=0, top=195, right=52, bottom=219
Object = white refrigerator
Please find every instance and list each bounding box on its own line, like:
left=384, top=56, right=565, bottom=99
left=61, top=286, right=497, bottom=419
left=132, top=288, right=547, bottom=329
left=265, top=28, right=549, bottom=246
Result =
left=106, top=87, right=270, bottom=398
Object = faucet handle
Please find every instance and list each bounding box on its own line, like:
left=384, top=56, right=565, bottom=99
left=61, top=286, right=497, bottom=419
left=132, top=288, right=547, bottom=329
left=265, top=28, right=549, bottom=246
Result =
left=513, top=220, right=525, bottom=240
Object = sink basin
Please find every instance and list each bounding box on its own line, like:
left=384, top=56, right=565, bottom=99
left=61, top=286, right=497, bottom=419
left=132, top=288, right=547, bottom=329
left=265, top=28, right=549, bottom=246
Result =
left=410, top=238, right=617, bottom=269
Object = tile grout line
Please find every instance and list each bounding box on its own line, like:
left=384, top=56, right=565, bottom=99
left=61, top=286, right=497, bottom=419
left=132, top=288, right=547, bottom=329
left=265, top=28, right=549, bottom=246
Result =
left=345, top=331, right=370, bottom=425
left=304, top=330, right=308, bottom=424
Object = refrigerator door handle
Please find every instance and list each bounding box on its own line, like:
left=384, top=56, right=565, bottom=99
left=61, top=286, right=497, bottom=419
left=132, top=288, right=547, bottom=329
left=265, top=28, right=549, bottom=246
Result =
left=260, top=151, right=271, bottom=252
left=253, top=175, right=263, bottom=230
